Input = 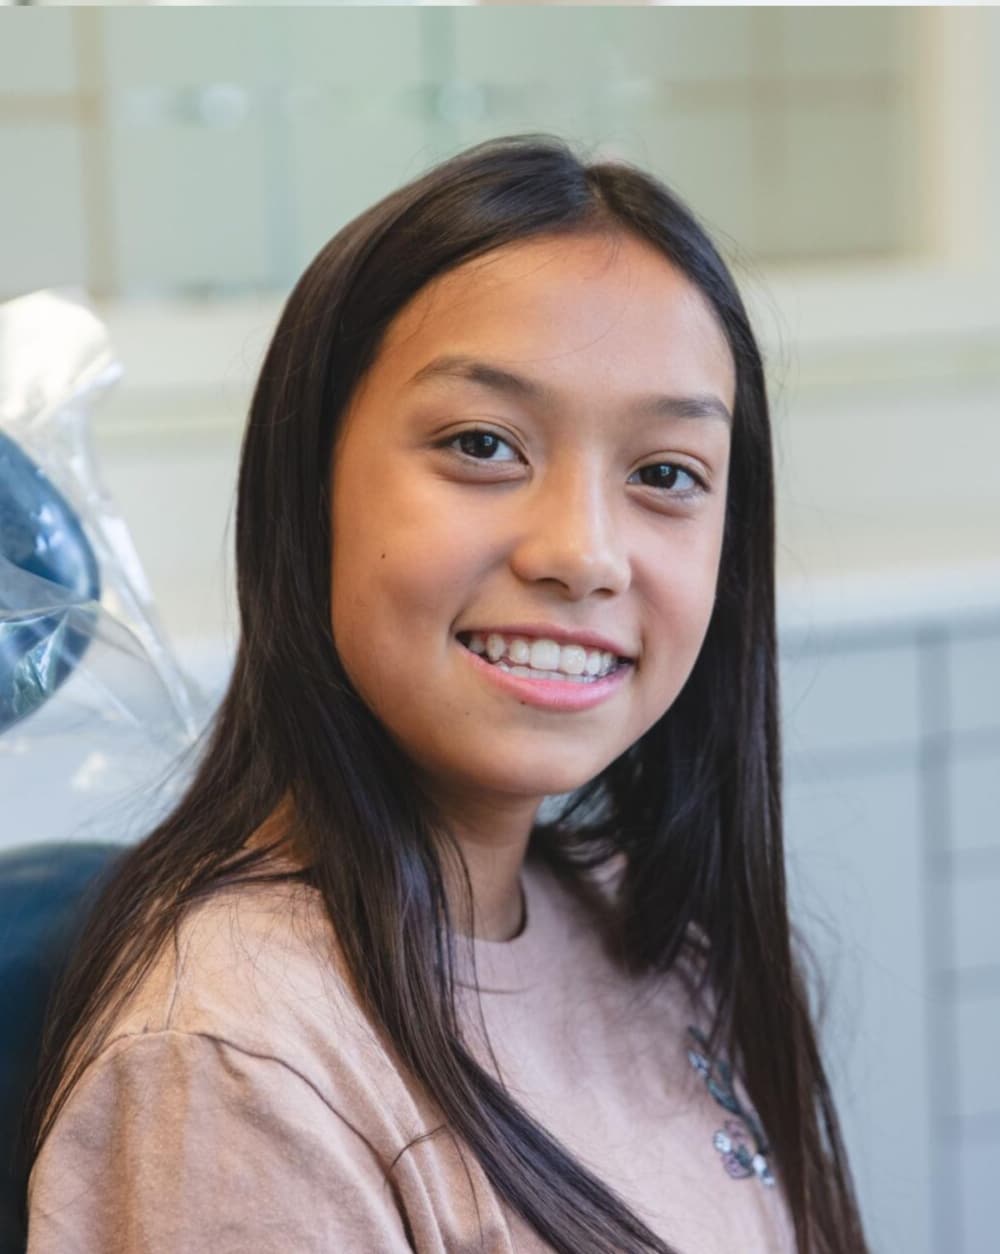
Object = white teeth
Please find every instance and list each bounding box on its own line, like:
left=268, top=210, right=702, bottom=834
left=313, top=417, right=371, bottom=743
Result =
left=508, top=638, right=531, bottom=664
left=461, top=631, right=624, bottom=679
left=498, top=664, right=595, bottom=683
left=529, top=639, right=561, bottom=671
left=559, top=644, right=587, bottom=675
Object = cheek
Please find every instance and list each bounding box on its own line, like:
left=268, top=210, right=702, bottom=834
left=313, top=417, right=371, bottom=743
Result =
left=639, top=520, right=725, bottom=692
left=329, top=460, right=488, bottom=661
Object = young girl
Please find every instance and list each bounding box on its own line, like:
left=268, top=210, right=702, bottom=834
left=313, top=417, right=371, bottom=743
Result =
left=22, top=135, right=869, bottom=1254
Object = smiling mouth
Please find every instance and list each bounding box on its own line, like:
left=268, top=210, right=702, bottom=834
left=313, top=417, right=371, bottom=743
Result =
left=454, top=632, right=632, bottom=682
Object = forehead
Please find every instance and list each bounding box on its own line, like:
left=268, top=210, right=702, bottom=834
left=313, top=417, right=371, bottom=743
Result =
left=371, top=231, right=736, bottom=407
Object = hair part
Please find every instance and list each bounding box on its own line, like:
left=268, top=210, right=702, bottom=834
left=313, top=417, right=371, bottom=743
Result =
left=21, top=134, right=868, bottom=1254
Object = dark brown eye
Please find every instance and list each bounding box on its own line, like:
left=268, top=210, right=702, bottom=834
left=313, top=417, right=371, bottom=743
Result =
left=631, top=463, right=703, bottom=494
left=445, top=428, right=520, bottom=463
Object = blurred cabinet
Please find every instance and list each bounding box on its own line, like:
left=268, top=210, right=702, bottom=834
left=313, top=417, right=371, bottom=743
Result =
left=940, top=629, right=1000, bottom=1254
left=780, top=615, right=1000, bottom=1254
left=781, top=636, right=932, bottom=1254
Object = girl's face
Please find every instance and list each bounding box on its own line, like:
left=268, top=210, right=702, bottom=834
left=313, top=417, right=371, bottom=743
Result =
left=330, top=231, right=734, bottom=824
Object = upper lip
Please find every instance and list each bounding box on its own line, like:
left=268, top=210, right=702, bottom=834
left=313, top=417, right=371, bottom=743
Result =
left=457, top=623, right=636, bottom=660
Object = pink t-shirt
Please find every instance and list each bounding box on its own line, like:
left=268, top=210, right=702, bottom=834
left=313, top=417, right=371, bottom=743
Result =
left=27, top=849, right=796, bottom=1252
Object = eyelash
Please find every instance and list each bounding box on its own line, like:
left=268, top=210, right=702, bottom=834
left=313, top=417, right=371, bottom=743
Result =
left=437, top=427, right=709, bottom=498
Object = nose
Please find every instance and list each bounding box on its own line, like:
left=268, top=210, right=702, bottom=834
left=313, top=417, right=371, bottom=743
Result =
left=508, top=456, right=631, bottom=600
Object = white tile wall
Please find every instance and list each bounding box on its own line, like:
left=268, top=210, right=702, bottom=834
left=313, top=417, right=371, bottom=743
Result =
left=780, top=639, right=923, bottom=759
left=108, top=118, right=275, bottom=294
left=0, top=123, right=88, bottom=297
left=783, top=756, right=932, bottom=1254
left=610, top=106, right=758, bottom=251
left=759, top=100, right=901, bottom=260
left=955, top=1130, right=1000, bottom=1254
left=453, top=8, right=756, bottom=86
left=287, top=98, right=431, bottom=269
left=950, top=633, right=1000, bottom=738
left=286, top=9, right=426, bottom=86
left=0, top=7, right=916, bottom=301
left=777, top=7, right=904, bottom=80
left=951, top=752, right=1000, bottom=855
left=101, top=10, right=277, bottom=89
left=95, top=423, right=243, bottom=648
left=953, top=873, right=1000, bottom=972
left=777, top=380, right=1000, bottom=532
left=0, top=10, right=78, bottom=94
left=781, top=612, right=1000, bottom=1254
left=955, top=993, right=1000, bottom=1121
left=283, top=10, right=430, bottom=266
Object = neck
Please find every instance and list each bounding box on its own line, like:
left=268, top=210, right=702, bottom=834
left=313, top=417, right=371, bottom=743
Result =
left=440, top=834, right=530, bottom=942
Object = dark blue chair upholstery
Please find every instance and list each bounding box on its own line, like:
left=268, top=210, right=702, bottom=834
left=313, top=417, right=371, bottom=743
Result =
left=0, top=842, right=126, bottom=1254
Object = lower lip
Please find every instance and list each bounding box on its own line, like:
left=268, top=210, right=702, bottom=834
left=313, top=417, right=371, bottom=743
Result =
left=457, top=642, right=632, bottom=711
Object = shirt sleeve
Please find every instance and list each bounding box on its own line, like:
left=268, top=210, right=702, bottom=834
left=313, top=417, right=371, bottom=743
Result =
left=27, top=1029, right=415, bottom=1254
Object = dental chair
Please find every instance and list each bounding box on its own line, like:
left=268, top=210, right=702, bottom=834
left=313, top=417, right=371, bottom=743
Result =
left=0, top=840, right=125, bottom=1254
left=0, top=424, right=127, bottom=1251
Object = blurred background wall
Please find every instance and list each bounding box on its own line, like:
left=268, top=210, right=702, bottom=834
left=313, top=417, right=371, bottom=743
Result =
left=1, top=7, right=998, bottom=1253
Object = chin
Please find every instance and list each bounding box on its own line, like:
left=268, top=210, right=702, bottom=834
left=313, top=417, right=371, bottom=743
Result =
left=461, top=755, right=608, bottom=803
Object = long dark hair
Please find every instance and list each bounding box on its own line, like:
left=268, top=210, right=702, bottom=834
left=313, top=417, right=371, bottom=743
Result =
left=21, top=135, right=869, bottom=1253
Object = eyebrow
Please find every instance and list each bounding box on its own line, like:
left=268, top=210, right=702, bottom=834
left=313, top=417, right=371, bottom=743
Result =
left=407, top=354, right=733, bottom=428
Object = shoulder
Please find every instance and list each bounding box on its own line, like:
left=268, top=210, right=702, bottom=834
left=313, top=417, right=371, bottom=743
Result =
left=27, top=1025, right=418, bottom=1252
left=115, top=877, right=353, bottom=1035
left=94, top=876, right=428, bottom=1154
